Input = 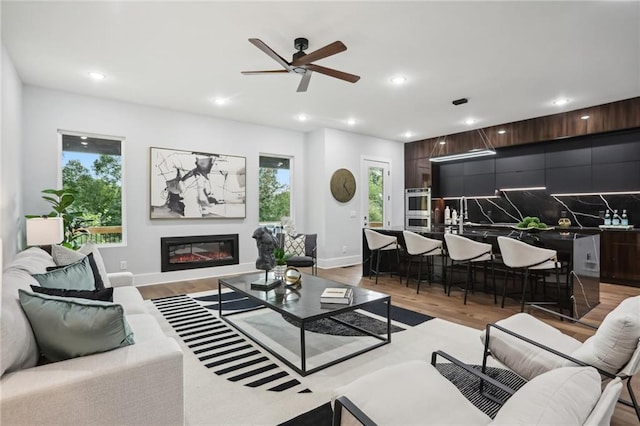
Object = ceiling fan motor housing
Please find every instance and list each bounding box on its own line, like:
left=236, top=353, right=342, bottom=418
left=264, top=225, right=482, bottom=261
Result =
left=294, top=37, right=309, bottom=52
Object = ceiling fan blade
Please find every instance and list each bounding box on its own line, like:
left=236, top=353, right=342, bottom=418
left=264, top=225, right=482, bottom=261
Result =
left=305, top=64, right=360, bottom=83
left=296, top=71, right=312, bottom=93
left=248, top=38, right=292, bottom=70
left=291, top=41, right=346, bottom=66
left=241, top=70, right=290, bottom=75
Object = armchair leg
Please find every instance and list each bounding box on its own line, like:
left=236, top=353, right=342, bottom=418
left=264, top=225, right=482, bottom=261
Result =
left=623, top=377, right=640, bottom=421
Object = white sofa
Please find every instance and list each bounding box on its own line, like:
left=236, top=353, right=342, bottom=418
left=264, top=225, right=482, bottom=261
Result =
left=1, top=248, right=184, bottom=426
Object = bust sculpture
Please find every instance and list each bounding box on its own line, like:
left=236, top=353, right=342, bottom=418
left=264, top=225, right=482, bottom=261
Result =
left=252, top=226, right=278, bottom=271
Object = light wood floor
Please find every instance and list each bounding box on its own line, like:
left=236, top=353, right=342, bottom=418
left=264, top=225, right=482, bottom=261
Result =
left=139, top=266, right=640, bottom=425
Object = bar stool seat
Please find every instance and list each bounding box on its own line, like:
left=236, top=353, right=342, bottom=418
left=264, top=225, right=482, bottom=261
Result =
left=497, top=236, right=562, bottom=312
left=444, top=234, right=496, bottom=305
left=364, top=229, right=401, bottom=284
left=403, top=231, right=443, bottom=294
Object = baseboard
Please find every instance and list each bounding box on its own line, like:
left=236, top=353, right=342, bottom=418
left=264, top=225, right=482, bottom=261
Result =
left=318, top=255, right=362, bottom=270
left=133, top=262, right=257, bottom=286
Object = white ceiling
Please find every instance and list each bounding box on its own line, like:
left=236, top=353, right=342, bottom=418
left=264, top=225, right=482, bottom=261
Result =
left=2, top=1, right=639, bottom=142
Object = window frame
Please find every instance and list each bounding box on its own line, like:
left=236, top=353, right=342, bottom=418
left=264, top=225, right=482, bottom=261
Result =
left=258, top=153, right=294, bottom=228
left=57, top=129, right=127, bottom=248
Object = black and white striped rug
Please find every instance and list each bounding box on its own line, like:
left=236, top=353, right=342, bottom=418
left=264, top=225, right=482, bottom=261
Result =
left=152, top=294, right=310, bottom=394
left=152, top=289, right=432, bottom=396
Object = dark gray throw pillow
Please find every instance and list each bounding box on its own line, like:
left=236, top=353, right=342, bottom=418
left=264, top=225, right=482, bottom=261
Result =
left=46, top=252, right=105, bottom=290
left=30, top=285, right=114, bottom=302
left=32, top=256, right=95, bottom=291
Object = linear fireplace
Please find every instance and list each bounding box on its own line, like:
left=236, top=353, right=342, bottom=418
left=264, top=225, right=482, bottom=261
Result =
left=161, top=234, right=239, bottom=272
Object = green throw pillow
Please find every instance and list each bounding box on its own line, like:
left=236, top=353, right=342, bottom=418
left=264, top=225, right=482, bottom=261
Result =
left=31, top=256, right=96, bottom=290
left=18, top=290, right=135, bottom=362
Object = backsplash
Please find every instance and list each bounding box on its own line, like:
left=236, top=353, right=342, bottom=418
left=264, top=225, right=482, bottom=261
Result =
left=441, top=190, right=640, bottom=228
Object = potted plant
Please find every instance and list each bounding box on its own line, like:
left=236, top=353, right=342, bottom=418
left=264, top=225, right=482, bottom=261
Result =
left=26, top=189, right=91, bottom=249
left=273, top=247, right=291, bottom=279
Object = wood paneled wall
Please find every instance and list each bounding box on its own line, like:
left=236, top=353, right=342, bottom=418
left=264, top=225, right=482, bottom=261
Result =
left=405, top=97, right=640, bottom=188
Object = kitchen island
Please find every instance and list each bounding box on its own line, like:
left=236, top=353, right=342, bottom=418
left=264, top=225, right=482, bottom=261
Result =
left=362, top=225, right=600, bottom=318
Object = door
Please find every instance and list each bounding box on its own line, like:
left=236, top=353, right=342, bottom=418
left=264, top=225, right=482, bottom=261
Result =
left=362, top=159, right=391, bottom=228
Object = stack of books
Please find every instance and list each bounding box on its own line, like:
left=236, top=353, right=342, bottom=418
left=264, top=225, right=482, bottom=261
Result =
left=320, top=287, right=353, bottom=306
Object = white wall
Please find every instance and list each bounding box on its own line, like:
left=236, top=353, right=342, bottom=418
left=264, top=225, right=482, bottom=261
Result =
left=22, top=86, right=405, bottom=283
left=22, top=86, right=306, bottom=284
left=306, top=128, right=404, bottom=268
left=1, top=46, right=24, bottom=265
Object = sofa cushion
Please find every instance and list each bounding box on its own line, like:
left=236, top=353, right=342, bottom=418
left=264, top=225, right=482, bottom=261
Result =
left=332, top=360, right=492, bottom=425
left=30, top=285, right=114, bottom=302
left=126, top=313, right=168, bottom=343
left=8, top=247, right=56, bottom=275
left=569, top=296, right=640, bottom=375
left=113, top=286, right=148, bottom=314
left=1, top=269, right=40, bottom=376
left=480, top=313, right=582, bottom=380
left=47, top=252, right=105, bottom=290
left=491, top=367, right=601, bottom=425
left=18, top=290, right=135, bottom=362
left=32, top=255, right=96, bottom=290
left=52, top=242, right=111, bottom=287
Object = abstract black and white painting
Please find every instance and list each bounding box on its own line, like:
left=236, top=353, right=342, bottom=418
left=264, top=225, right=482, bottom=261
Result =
left=150, top=147, right=246, bottom=219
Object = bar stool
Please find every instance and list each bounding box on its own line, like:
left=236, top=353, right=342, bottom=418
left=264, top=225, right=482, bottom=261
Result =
left=402, top=231, right=443, bottom=294
left=444, top=234, right=496, bottom=305
left=497, top=236, right=562, bottom=312
left=364, top=229, right=401, bottom=284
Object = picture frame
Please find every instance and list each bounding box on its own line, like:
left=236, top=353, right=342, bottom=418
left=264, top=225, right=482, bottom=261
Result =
left=150, top=147, right=246, bottom=219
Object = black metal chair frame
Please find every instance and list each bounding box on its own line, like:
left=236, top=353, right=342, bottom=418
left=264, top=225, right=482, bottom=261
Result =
left=367, top=241, right=401, bottom=285
left=500, top=257, right=563, bottom=313
left=447, top=251, right=497, bottom=305
left=481, top=306, right=640, bottom=421
left=332, top=350, right=516, bottom=426
left=405, top=247, right=443, bottom=294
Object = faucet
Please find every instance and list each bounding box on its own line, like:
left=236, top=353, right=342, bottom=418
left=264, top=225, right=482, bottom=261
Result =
left=459, top=196, right=468, bottom=234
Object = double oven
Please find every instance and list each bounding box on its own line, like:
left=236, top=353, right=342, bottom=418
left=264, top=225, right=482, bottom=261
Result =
left=405, top=188, right=431, bottom=232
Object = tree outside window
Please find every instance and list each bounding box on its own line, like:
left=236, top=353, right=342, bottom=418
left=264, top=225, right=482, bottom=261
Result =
left=61, top=134, right=124, bottom=244
left=259, top=156, right=290, bottom=224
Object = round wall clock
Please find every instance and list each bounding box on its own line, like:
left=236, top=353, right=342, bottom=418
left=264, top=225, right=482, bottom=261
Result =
left=330, top=168, right=356, bottom=203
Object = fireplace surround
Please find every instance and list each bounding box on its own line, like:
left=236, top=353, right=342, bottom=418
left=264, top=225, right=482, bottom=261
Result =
left=161, top=234, right=239, bottom=272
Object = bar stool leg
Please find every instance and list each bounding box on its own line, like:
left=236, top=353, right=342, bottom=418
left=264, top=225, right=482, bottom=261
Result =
left=463, top=261, right=472, bottom=305
left=555, top=265, right=562, bottom=315
left=396, top=247, right=402, bottom=284
left=447, top=259, right=453, bottom=297
left=501, top=269, right=510, bottom=308
left=442, top=253, right=447, bottom=293
left=375, top=250, right=381, bottom=284
left=406, top=256, right=412, bottom=288
left=368, top=250, right=374, bottom=280
left=491, top=258, right=497, bottom=304
left=521, top=268, right=530, bottom=312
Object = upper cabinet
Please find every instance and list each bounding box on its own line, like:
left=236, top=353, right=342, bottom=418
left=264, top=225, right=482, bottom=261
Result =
left=429, top=129, right=640, bottom=197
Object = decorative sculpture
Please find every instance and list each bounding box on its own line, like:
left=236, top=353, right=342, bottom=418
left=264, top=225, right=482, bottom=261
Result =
left=251, top=226, right=280, bottom=288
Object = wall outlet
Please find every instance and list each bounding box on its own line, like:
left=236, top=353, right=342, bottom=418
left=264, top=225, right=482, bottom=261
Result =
left=342, top=245, right=347, bottom=254
left=120, top=261, right=127, bottom=270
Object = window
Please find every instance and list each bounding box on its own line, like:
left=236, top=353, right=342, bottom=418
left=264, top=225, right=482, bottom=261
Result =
left=60, top=132, right=124, bottom=245
left=258, top=155, right=291, bottom=226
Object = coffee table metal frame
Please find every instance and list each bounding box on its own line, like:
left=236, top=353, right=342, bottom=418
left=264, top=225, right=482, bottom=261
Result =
left=218, top=273, right=391, bottom=376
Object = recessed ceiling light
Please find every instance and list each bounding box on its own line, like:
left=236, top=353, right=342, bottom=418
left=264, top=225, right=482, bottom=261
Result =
left=403, top=131, right=413, bottom=138
left=439, top=140, right=446, bottom=145
left=88, top=72, right=106, bottom=80
left=81, top=136, right=87, bottom=140
left=498, top=130, right=506, bottom=134
left=464, top=118, right=476, bottom=125
left=347, top=118, right=356, bottom=126
left=213, top=97, right=227, bottom=106
left=580, top=115, right=590, bottom=120
left=553, top=98, right=569, bottom=106
left=81, top=141, right=88, bottom=146
left=297, top=114, right=307, bottom=122
left=391, top=76, right=407, bottom=85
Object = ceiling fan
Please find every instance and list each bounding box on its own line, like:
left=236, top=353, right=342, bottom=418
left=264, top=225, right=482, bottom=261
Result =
left=242, top=37, right=360, bottom=92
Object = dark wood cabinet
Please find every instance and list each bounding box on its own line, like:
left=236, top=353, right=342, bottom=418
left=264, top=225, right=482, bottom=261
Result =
left=601, top=231, right=640, bottom=287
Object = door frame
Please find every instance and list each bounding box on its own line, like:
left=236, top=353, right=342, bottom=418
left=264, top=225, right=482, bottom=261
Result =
left=361, top=156, right=392, bottom=228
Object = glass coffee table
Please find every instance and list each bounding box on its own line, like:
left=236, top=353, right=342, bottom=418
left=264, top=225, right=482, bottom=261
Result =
left=218, top=272, right=391, bottom=376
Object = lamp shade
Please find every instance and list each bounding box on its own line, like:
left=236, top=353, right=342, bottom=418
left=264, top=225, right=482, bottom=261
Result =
left=26, top=217, right=64, bottom=246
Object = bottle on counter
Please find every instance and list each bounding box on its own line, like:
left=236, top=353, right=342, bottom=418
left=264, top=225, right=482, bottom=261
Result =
left=612, top=209, right=621, bottom=226
left=604, top=210, right=611, bottom=226
left=451, top=209, right=458, bottom=225
left=622, top=209, right=629, bottom=226
left=444, top=206, right=451, bottom=225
